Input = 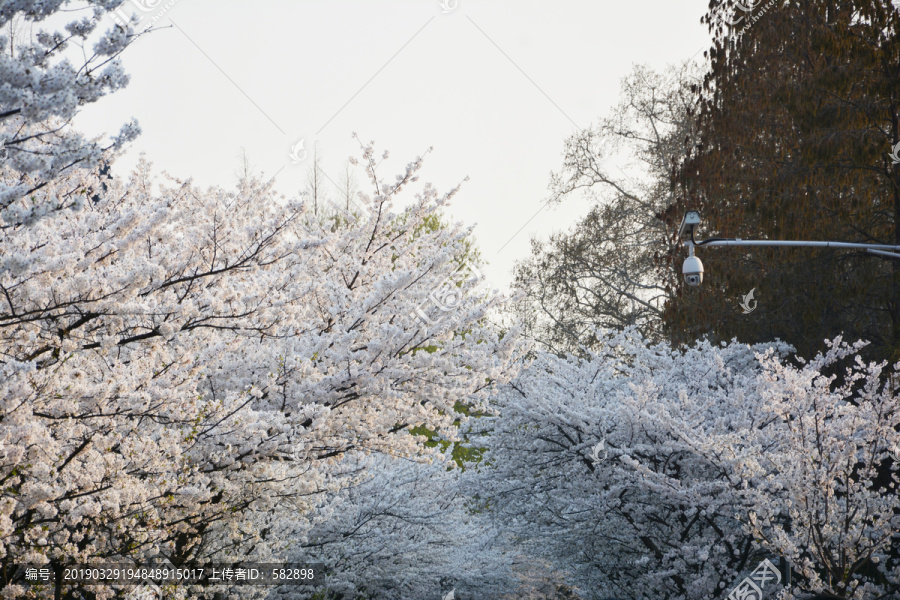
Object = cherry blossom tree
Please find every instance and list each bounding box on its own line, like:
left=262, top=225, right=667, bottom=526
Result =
left=261, top=450, right=519, bottom=600
left=0, top=139, right=525, bottom=599
left=1, top=0, right=141, bottom=226
left=0, top=6, right=527, bottom=595
left=468, top=330, right=900, bottom=600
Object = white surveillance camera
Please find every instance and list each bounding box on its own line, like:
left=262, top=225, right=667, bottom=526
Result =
left=683, top=255, right=704, bottom=286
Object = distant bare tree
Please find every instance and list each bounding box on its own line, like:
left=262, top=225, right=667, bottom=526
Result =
left=337, top=158, right=358, bottom=213
left=304, top=143, right=327, bottom=216
left=512, top=61, right=702, bottom=354
left=233, top=146, right=257, bottom=185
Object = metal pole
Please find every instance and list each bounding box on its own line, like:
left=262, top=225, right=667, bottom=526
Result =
left=694, top=240, right=900, bottom=251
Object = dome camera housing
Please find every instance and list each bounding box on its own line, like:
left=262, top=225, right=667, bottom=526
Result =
left=683, top=255, right=704, bottom=286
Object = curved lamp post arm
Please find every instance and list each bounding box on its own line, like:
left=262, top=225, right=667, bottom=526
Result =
left=690, top=239, right=900, bottom=252
left=686, top=238, right=900, bottom=260
left=678, top=211, right=900, bottom=258
left=676, top=211, right=900, bottom=287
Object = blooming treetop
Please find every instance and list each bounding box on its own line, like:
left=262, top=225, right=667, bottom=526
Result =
left=0, top=143, right=525, bottom=598
left=468, top=330, right=900, bottom=600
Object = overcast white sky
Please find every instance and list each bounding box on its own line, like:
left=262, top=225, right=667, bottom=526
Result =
left=75, top=0, right=712, bottom=292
